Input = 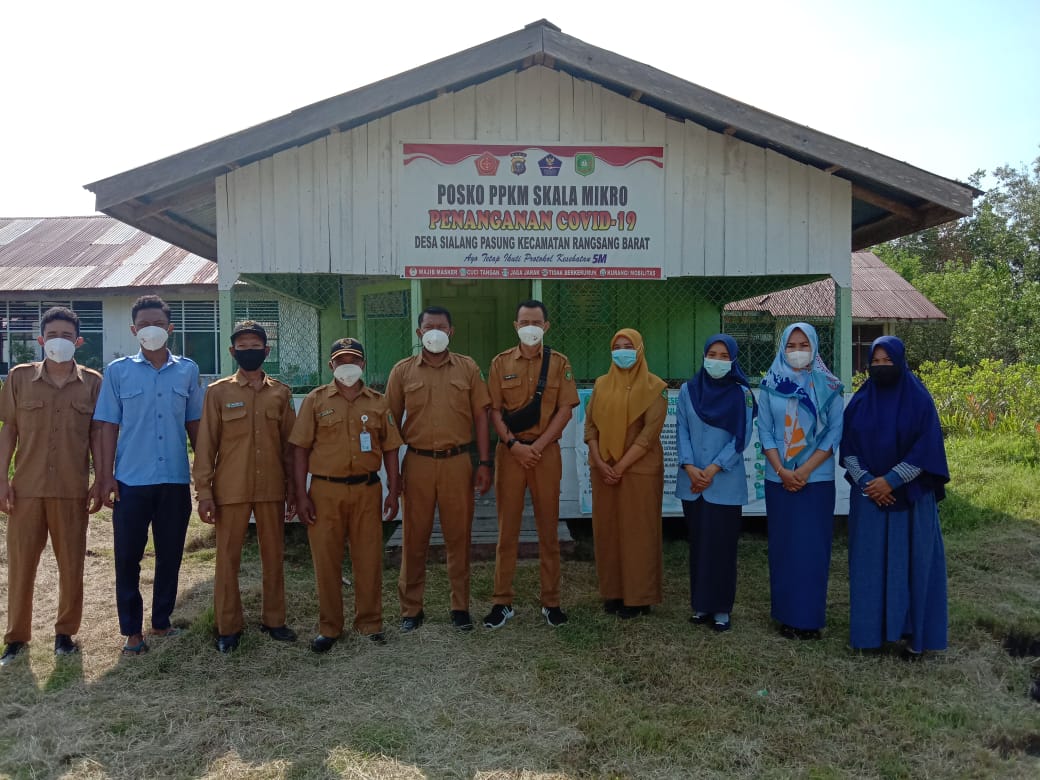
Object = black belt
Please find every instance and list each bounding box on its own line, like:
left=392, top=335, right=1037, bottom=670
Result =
left=312, top=472, right=380, bottom=486
left=408, top=443, right=472, bottom=459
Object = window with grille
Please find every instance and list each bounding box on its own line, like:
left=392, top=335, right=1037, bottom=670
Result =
left=232, top=299, right=280, bottom=373
left=853, top=324, right=885, bottom=373
left=167, top=300, right=219, bottom=375
left=0, top=300, right=104, bottom=374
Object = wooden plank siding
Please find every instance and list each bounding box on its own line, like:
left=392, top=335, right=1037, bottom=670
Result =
left=217, top=67, right=850, bottom=282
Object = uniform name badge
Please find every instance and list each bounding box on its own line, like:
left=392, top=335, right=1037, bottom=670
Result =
left=359, top=414, right=372, bottom=452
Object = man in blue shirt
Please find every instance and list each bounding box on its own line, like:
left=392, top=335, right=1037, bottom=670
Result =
left=94, top=295, right=204, bottom=655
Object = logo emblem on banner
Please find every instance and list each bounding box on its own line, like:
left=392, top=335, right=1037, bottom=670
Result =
left=475, top=152, right=500, bottom=176
left=510, top=152, right=527, bottom=175
left=575, top=153, right=595, bottom=177
left=537, top=154, right=562, bottom=176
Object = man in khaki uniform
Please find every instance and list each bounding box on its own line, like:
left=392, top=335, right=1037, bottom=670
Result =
left=291, top=338, right=402, bottom=652
left=483, top=300, right=579, bottom=629
left=1, top=307, right=103, bottom=665
left=386, top=306, right=492, bottom=632
left=193, top=321, right=297, bottom=653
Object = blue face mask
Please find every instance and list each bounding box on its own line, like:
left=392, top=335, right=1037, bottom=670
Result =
left=611, top=349, right=638, bottom=369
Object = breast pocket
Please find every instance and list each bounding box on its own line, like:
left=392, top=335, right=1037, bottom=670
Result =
left=118, top=387, right=145, bottom=416
left=169, top=385, right=190, bottom=420
left=71, top=400, right=96, bottom=438
left=16, top=399, right=45, bottom=432
left=499, top=375, right=527, bottom=411
left=541, top=376, right=561, bottom=412
left=449, top=378, right=473, bottom=417
left=221, top=406, right=249, bottom=439
left=403, top=380, right=426, bottom=416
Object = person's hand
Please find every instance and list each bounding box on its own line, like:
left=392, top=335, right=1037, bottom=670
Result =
left=511, top=443, right=541, bottom=469
left=474, top=464, right=492, bottom=495
left=382, top=493, right=400, bottom=522
left=198, top=499, right=218, bottom=525
left=595, top=460, right=620, bottom=485
left=779, top=467, right=806, bottom=492
left=0, top=480, right=13, bottom=515
left=296, top=493, right=317, bottom=526
left=284, top=490, right=297, bottom=522
left=99, top=476, right=120, bottom=508
left=86, top=480, right=103, bottom=514
left=864, top=476, right=896, bottom=507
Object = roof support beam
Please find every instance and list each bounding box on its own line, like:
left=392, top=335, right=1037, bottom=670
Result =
left=850, top=184, right=920, bottom=223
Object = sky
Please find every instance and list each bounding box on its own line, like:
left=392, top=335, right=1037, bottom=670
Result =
left=1, top=0, right=1037, bottom=217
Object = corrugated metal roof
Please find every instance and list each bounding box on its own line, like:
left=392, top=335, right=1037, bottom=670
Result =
left=725, top=252, right=946, bottom=321
left=0, top=216, right=217, bottom=292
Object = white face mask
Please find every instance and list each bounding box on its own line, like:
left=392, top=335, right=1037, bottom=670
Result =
left=703, top=358, right=732, bottom=379
left=786, top=350, right=813, bottom=370
left=136, top=325, right=170, bottom=351
left=333, top=363, right=363, bottom=387
left=517, top=325, right=544, bottom=347
left=421, top=329, right=450, bottom=354
left=43, top=337, right=76, bottom=363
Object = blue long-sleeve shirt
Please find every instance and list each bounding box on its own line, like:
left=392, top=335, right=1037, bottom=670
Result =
left=674, top=385, right=754, bottom=506
left=757, top=389, right=843, bottom=484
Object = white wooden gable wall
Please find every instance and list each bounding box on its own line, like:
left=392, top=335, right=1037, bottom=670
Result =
left=216, top=67, right=851, bottom=288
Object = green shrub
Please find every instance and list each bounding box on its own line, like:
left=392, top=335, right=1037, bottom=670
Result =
left=917, top=359, right=1040, bottom=437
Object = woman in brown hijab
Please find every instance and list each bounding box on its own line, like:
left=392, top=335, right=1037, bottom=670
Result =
left=584, top=328, right=668, bottom=618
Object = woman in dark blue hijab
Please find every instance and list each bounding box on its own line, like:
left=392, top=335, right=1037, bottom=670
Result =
left=840, top=336, right=949, bottom=657
left=675, top=334, right=757, bottom=632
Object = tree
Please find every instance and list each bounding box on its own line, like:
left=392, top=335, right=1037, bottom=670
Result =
left=877, top=150, right=1040, bottom=365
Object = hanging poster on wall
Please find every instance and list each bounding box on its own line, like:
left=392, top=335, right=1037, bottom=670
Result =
left=397, top=142, right=665, bottom=279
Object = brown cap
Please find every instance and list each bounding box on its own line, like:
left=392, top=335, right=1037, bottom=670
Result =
left=329, top=337, right=365, bottom=361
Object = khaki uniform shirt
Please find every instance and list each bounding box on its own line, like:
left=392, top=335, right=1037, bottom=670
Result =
left=584, top=392, right=668, bottom=476
left=192, top=372, right=296, bottom=505
left=385, top=352, right=491, bottom=450
left=290, top=383, right=403, bottom=477
left=488, top=346, right=580, bottom=439
left=0, top=361, right=102, bottom=498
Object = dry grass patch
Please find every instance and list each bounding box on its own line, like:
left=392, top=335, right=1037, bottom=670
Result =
left=1, top=476, right=1039, bottom=778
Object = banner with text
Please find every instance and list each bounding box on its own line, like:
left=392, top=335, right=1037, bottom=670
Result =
left=398, top=143, right=665, bottom=279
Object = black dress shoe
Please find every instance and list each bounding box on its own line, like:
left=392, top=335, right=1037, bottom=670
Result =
left=400, top=610, right=425, bottom=633
left=603, top=599, right=624, bottom=615
left=689, top=613, right=712, bottom=625
left=260, top=624, right=298, bottom=642
left=617, top=605, right=651, bottom=620
left=54, top=634, right=80, bottom=655
left=796, top=628, right=822, bottom=641
left=451, top=610, right=474, bottom=631
left=310, top=634, right=337, bottom=653
left=216, top=633, right=242, bottom=653
left=779, top=624, right=798, bottom=639
left=712, top=619, right=732, bottom=633
left=367, top=632, right=386, bottom=644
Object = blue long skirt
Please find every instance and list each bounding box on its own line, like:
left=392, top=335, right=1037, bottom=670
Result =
left=847, top=491, right=948, bottom=652
left=766, top=480, right=835, bottom=630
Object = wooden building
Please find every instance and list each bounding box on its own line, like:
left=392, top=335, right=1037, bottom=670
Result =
left=82, top=20, right=977, bottom=515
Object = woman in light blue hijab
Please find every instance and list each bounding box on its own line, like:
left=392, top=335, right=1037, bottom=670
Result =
left=758, top=322, right=844, bottom=639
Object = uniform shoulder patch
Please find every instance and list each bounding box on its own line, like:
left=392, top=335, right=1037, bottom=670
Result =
left=660, top=389, right=668, bottom=399
left=565, top=370, right=573, bottom=381
left=387, top=411, right=397, bottom=427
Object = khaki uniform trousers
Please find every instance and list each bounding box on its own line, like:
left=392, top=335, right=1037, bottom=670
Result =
left=591, top=471, right=664, bottom=607
left=308, top=478, right=384, bottom=636
left=492, top=440, right=562, bottom=607
left=398, top=452, right=473, bottom=616
left=213, top=502, right=287, bottom=636
left=5, top=498, right=88, bottom=644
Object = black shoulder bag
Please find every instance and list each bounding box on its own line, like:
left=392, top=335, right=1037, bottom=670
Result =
left=501, top=346, right=551, bottom=434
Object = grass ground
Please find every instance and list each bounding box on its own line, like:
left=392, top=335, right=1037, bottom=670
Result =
left=1, top=433, right=1039, bottom=779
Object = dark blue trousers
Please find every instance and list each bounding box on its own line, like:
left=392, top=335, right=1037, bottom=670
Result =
left=112, top=482, right=191, bottom=636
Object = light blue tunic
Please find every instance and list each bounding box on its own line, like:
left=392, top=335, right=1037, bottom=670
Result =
left=674, top=385, right=754, bottom=506
left=757, top=389, right=843, bottom=482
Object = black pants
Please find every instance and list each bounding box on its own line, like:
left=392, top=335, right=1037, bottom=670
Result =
left=683, top=498, right=742, bottom=615
left=112, top=482, right=191, bottom=636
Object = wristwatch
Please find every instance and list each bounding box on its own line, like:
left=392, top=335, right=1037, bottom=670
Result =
left=478, top=459, right=494, bottom=468
left=506, top=438, right=519, bottom=449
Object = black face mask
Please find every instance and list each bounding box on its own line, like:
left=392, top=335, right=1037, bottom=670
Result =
left=233, top=348, right=266, bottom=371
left=869, top=364, right=901, bottom=387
